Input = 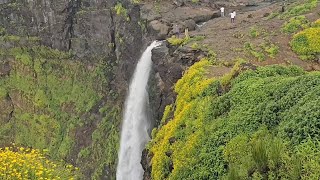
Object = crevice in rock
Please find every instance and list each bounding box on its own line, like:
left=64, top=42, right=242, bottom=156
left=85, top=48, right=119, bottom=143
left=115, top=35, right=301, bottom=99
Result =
left=6, top=93, right=14, bottom=123
left=62, top=0, right=82, bottom=50
left=109, top=9, right=117, bottom=52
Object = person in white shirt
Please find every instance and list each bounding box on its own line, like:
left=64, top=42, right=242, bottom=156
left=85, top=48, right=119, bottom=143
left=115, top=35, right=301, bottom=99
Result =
left=220, top=7, right=225, bottom=17
left=230, top=11, right=235, bottom=23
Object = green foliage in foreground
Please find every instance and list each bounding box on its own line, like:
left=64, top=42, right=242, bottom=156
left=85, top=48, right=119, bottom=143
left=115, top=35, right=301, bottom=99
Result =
left=149, top=60, right=320, bottom=179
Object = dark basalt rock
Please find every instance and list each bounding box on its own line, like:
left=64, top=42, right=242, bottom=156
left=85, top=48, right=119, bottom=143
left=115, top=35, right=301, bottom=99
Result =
left=141, top=149, right=152, bottom=180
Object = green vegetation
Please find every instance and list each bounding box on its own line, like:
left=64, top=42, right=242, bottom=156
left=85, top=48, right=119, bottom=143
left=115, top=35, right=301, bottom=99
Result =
left=290, top=23, right=320, bottom=60
left=244, top=41, right=279, bottom=61
left=249, top=26, right=260, bottom=38
left=0, top=87, right=7, bottom=99
left=267, top=12, right=280, bottom=20
left=280, top=0, right=318, bottom=19
left=262, top=42, right=280, bottom=58
left=312, top=19, right=320, bottom=27
left=114, top=3, right=130, bottom=21
left=138, top=20, right=147, bottom=32
left=244, top=42, right=266, bottom=61
left=0, top=35, right=121, bottom=179
left=167, top=35, right=218, bottom=63
left=232, top=32, right=245, bottom=39
left=281, top=15, right=310, bottom=34
left=0, top=27, right=6, bottom=36
left=167, top=35, right=205, bottom=46
left=149, top=60, right=320, bottom=179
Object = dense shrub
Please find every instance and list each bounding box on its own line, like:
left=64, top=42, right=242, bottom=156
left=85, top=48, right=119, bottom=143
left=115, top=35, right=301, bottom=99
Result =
left=149, top=61, right=320, bottom=179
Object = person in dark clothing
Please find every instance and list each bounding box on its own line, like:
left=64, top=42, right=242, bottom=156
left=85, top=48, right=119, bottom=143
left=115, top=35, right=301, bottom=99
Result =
left=281, top=0, right=287, bottom=13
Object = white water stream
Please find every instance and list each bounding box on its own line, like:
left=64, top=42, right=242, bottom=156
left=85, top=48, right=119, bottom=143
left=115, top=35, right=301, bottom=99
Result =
left=116, top=41, right=161, bottom=180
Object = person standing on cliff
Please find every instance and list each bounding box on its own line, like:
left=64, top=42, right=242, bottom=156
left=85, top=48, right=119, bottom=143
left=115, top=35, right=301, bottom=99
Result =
left=220, top=7, right=225, bottom=17
left=233, top=10, right=236, bottom=21
left=281, top=1, right=287, bottom=12
left=173, top=24, right=180, bottom=38
left=230, top=11, right=235, bottom=23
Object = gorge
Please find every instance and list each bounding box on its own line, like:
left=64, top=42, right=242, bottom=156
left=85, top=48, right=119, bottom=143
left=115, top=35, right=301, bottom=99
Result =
left=0, top=0, right=320, bottom=179
left=117, top=41, right=161, bottom=180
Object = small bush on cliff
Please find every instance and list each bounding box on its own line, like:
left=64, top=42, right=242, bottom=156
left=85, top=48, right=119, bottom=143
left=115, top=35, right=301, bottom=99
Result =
left=114, top=3, right=130, bottom=21
left=249, top=26, right=260, bottom=38
left=167, top=36, right=186, bottom=46
left=167, top=35, right=205, bottom=46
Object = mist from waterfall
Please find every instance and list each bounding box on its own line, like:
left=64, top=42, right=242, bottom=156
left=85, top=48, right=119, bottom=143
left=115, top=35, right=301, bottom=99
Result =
left=116, top=41, right=161, bottom=180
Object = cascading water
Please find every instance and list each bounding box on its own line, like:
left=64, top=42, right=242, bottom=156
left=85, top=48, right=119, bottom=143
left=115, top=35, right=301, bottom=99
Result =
left=116, top=41, right=161, bottom=180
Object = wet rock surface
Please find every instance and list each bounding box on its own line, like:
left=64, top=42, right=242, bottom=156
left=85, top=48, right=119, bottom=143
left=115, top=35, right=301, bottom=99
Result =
left=150, top=42, right=205, bottom=126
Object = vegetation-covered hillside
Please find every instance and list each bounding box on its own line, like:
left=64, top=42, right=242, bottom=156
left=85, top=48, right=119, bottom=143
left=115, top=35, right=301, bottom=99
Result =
left=149, top=60, right=320, bottom=179
left=0, top=36, right=121, bottom=179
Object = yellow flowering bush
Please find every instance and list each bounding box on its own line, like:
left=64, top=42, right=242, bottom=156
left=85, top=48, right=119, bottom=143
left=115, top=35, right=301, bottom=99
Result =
left=290, top=22, right=320, bottom=60
left=174, top=59, right=214, bottom=113
left=149, top=59, right=218, bottom=180
left=0, top=146, right=80, bottom=179
left=167, top=36, right=186, bottom=46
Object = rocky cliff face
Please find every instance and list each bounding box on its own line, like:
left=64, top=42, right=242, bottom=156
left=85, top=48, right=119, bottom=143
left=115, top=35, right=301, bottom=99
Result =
left=0, top=0, right=143, bottom=78
left=0, top=0, right=145, bottom=179
left=149, top=43, right=206, bottom=123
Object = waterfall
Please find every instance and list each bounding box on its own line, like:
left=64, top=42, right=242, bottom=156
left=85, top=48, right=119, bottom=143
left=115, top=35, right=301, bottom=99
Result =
left=116, top=41, right=161, bottom=180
